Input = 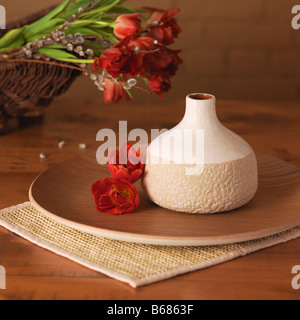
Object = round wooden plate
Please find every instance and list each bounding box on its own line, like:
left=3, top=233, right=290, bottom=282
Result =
left=29, top=153, right=300, bottom=246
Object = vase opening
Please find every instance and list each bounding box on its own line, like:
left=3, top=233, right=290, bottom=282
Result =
left=188, top=93, right=213, bottom=100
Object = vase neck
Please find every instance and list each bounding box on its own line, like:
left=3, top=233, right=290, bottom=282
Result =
left=181, top=94, right=219, bottom=128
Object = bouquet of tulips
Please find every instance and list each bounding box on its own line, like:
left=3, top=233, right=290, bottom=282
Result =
left=0, top=0, right=182, bottom=103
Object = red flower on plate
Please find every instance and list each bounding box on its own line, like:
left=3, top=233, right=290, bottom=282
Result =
left=114, top=13, right=143, bottom=40
left=145, top=8, right=181, bottom=45
left=108, top=143, right=144, bottom=184
left=91, top=178, right=140, bottom=215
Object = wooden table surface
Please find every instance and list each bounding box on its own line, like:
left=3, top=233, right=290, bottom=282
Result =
left=0, top=96, right=300, bottom=300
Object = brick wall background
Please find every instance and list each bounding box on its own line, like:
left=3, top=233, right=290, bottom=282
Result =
left=2, top=0, right=300, bottom=101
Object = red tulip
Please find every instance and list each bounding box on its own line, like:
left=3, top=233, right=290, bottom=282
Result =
left=126, top=37, right=157, bottom=75
left=148, top=74, right=172, bottom=98
left=129, top=36, right=157, bottom=51
left=103, top=79, right=131, bottom=104
left=145, top=8, right=181, bottom=45
left=94, top=36, right=140, bottom=78
left=108, top=143, right=144, bottom=183
left=114, top=14, right=143, bottom=40
left=144, top=48, right=183, bottom=76
left=91, top=178, right=140, bottom=215
left=94, top=47, right=127, bottom=78
left=92, top=7, right=182, bottom=103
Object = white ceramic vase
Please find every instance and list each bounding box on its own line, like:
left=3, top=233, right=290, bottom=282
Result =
left=142, top=93, right=258, bottom=214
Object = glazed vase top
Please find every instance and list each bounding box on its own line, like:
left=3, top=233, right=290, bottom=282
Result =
left=147, top=93, right=254, bottom=165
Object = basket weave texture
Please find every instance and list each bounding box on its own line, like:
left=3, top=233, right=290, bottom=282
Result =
left=0, top=7, right=81, bottom=129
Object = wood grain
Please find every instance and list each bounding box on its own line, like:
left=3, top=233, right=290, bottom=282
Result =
left=0, top=96, right=300, bottom=300
left=29, top=153, right=300, bottom=246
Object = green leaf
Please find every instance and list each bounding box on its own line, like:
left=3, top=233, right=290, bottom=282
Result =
left=0, top=0, right=127, bottom=54
left=61, top=0, right=122, bottom=20
left=94, top=28, right=118, bottom=43
left=24, top=34, right=46, bottom=43
left=24, top=18, right=65, bottom=40
left=143, top=78, right=149, bottom=88
left=78, top=12, right=100, bottom=20
left=0, top=38, right=26, bottom=52
left=0, top=27, right=27, bottom=49
left=97, top=0, right=123, bottom=13
left=78, top=11, right=102, bottom=20
left=87, top=21, right=113, bottom=28
left=71, top=19, right=112, bottom=29
left=66, top=24, right=116, bottom=43
left=106, top=5, right=140, bottom=14
left=28, top=0, right=72, bottom=30
left=66, top=26, right=104, bottom=38
left=125, top=89, right=133, bottom=99
left=78, top=0, right=122, bottom=17
left=57, top=0, right=94, bottom=19
left=56, top=58, right=94, bottom=63
left=67, top=20, right=94, bottom=28
left=37, top=47, right=93, bottom=63
left=37, top=47, right=77, bottom=59
left=43, top=44, right=66, bottom=49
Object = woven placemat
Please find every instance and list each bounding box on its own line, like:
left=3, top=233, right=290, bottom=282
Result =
left=0, top=202, right=299, bottom=288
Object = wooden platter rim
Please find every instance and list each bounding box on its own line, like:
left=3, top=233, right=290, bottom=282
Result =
left=28, top=153, right=300, bottom=246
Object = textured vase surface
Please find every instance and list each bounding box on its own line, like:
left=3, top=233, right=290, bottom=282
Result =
left=142, top=93, right=258, bottom=214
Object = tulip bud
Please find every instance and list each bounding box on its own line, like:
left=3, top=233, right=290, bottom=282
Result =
left=114, top=14, right=143, bottom=40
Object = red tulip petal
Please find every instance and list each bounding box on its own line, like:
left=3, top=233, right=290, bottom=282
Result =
left=108, top=150, right=119, bottom=165
left=129, top=169, right=143, bottom=184
left=99, top=194, right=114, bottom=206
left=103, top=79, right=115, bottom=104
left=91, top=178, right=113, bottom=195
left=109, top=165, right=131, bottom=181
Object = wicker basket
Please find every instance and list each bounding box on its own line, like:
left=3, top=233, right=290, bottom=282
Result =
left=0, top=7, right=81, bottom=130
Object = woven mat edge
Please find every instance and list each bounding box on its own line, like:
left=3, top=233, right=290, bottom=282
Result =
left=0, top=202, right=300, bottom=288
left=0, top=202, right=139, bottom=287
